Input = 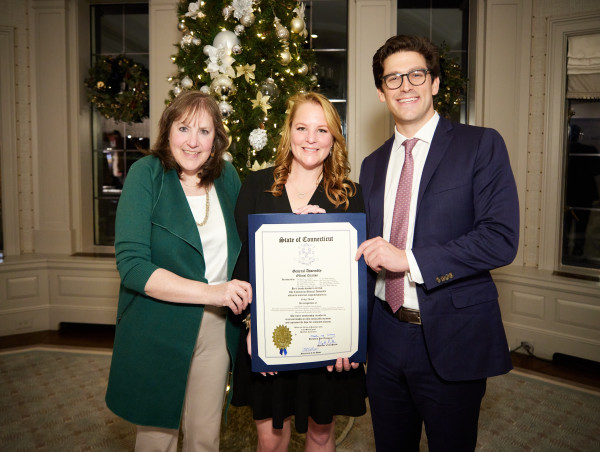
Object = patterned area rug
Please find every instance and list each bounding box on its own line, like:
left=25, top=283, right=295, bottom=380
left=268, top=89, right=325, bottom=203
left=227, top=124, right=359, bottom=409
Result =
left=0, top=348, right=352, bottom=451
left=0, top=348, right=598, bottom=451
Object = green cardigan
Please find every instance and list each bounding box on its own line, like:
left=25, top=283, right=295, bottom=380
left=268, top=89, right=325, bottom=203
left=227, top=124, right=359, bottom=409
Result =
left=105, top=155, right=242, bottom=429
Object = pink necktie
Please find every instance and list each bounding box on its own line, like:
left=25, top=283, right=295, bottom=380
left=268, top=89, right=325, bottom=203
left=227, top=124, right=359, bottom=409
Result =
left=386, top=138, right=418, bottom=313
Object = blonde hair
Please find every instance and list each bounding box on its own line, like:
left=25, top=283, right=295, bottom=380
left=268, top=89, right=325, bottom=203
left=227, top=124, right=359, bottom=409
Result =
left=269, top=92, right=356, bottom=210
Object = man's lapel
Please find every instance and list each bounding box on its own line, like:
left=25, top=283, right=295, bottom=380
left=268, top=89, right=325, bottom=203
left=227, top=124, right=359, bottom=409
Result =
left=417, top=116, right=454, bottom=210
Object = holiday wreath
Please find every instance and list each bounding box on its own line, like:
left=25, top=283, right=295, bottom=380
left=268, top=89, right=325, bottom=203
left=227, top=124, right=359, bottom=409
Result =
left=84, top=55, right=149, bottom=123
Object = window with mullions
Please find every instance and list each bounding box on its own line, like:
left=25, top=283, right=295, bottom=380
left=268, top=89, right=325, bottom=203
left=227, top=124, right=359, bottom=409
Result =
left=396, top=0, right=469, bottom=122
left=303, top=0, right=348, bottom=134
left=562, top=100, right=600, bottom=270
left=90, top=3, right=149, bottom=246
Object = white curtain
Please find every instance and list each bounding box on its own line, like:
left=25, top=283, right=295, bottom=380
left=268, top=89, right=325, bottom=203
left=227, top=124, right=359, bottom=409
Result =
left=567, top=34, right=600, bottom=99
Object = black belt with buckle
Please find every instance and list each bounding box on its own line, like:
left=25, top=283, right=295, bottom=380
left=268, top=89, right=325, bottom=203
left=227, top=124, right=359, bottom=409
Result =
left=381, top=300, right=422, bottom=325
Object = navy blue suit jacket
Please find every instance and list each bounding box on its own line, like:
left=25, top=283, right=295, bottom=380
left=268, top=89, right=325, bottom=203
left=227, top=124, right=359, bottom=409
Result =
left=360, top=115, right=518, bottom=381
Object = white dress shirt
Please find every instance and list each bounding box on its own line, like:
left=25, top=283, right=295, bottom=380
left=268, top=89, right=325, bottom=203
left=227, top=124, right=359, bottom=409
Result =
left=374, top=112, right=440, bottom=310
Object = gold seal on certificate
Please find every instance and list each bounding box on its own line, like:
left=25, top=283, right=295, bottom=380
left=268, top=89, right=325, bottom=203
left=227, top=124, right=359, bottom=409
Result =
left=248, top=213, right=367, bottom=372
left=272, top=325, right=293, bottom=355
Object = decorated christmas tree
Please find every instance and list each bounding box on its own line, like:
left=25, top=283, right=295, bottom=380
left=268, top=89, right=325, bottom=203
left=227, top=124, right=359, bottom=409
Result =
left=169, top=0, right=317, bottom=175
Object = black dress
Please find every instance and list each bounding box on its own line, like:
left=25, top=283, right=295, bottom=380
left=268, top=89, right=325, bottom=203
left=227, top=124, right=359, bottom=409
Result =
left=231, top=168, right=367, bottom=433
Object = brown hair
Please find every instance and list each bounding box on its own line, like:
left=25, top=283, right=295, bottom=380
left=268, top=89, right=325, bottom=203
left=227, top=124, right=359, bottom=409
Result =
left=269, top=92, right=356, bottom=210
left=150, top=91, right=228, bottom=187
left=372, top=35, right=440, bottom=91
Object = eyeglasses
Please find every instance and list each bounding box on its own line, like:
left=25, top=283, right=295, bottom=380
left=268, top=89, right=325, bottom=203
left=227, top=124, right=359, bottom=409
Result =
left=381, top=69, right=430, bottom=90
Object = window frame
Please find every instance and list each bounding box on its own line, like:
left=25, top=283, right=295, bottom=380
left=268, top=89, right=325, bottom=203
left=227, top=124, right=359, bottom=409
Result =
left=541, top=12, right=600, bottom=278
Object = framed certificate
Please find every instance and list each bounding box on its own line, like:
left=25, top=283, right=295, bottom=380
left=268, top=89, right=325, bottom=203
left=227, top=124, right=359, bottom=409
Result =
left=248, top=213, right=367, bottom=372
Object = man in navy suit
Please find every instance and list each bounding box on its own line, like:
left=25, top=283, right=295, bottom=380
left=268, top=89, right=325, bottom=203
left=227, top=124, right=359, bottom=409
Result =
left=356, top=35, right=519, bottom=451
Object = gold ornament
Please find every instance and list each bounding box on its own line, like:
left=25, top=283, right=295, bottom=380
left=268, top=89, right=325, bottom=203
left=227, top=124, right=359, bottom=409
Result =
left=236, top=63, right=256, bottom=83
left=251, top=91, right=271, bottom=114
left=297, top=64, right=308, bottom=76
left=290, top=17, right=305, bottom=34
left=97, top=81, right=105, bottom=89
left=279, top=48, right=291, bottom=66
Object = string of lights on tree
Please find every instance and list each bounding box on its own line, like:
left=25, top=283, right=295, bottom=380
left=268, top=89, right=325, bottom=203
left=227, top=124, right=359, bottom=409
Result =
left=168, top=0, right=317, bottom=175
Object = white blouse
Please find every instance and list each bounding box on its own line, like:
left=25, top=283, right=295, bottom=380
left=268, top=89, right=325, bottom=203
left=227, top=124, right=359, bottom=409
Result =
left=186, top=187, right=228, bottom=286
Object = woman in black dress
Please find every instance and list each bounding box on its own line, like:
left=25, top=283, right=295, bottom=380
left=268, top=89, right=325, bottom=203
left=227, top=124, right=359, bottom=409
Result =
left=232, top=92, right=366, bottom=451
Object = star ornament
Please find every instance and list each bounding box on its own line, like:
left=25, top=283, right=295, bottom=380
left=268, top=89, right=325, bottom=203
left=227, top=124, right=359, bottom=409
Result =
left=236, top=64, right=256, bottom=83
left=251, top=92, right=271, bottom=114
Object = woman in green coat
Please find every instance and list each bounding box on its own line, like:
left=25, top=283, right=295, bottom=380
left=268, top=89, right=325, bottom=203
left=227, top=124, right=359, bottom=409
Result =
left=105, top=91, right=252, bottom=451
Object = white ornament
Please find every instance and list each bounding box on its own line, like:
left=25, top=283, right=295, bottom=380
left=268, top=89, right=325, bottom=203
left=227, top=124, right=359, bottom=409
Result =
left=181, top=76, right=193, bottom=89
left=222, top=151, right=234, bottom=162
left=192, top=37, right=201, bottom=46
left=200, top=85, right=210, bottom=94
left=213, top=30, right=240, bottom=50
left=232, top=0, right=253, bottom=20
left=249, top=128, right=268, bottom=151
left=185, top=1, right=205, bottom=19
left=173, top=85, right=182, bottom=96
left=234, top=24, right=245, bottom=36
left=222, top=5, right=234, bottom=20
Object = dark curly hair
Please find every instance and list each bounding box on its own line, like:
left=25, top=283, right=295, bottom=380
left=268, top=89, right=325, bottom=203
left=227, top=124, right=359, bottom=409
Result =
left=372, top=35, right=440, bottom=91
left=150, top=91, right=228, bottom=188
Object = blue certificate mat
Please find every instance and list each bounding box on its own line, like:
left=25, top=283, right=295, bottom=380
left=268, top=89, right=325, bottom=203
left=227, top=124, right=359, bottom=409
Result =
left=248, top=213, right=367, bottom=372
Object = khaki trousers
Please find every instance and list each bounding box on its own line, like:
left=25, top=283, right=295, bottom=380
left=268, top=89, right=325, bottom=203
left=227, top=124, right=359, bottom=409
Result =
left=135, top=306, right=229, bottom=452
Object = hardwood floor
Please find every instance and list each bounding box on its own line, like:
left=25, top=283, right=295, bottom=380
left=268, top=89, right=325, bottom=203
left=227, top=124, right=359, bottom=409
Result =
left=1, top=323, right=598, bottom=390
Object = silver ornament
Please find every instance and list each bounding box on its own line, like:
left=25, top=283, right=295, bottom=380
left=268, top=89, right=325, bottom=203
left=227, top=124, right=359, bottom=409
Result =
left=200, top=85, right=210, bottom=94
left=234, top=24, right=245, bottom=36
left=192, top=37, right=201, bottom=46
left=290, top=17, right=305, bottom=34
left=177, top=21, right=187, bottom=32
left=181, top=75, right=193, bottom=89
left=173, top=85, right=182, bottom=96
left=219, top=100, right=234, bottom=118
left=180, top=34, right=194, bottom=47
left=213, top=30, right=240, bottom=49
left=232, top=44, right=242, bottom=55
left=210, top=74, right=236, bottom=99
left=259, top=78, right=279, bottom=99
left=240, top=13, right=255, bottom=27
left=222, top=151, right=233, bottom=162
